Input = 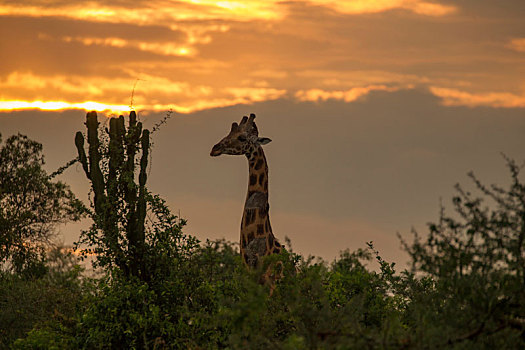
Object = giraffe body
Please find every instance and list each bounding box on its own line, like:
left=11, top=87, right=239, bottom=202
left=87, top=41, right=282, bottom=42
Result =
left=210, top=114, right=282, bottom=268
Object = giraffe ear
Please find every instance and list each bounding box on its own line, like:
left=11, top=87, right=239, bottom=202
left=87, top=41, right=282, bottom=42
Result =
left=257, top=137, right=272, bottom=145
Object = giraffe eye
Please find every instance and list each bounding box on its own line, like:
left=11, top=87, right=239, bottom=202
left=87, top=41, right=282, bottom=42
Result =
left=237, top=135, right=247, bottom=142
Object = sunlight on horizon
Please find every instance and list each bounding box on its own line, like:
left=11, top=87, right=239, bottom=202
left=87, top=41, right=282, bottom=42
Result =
left=0, top=101, right=133, bottom=115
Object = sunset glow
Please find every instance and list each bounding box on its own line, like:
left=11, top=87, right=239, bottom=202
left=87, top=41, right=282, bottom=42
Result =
left=0, top=100, right=130, bottom=113
left=63, top=36, right=196, bottom=57
left=295, top=85, right=402, bottom=103
left=308, top=0, right=457, bottom=16
left=429, top=87, right=525, bottom=108
left=508, top=38, right=525, bottom=53
left=0, top=0, right=457, bottom=26
left=1, top=0, right=524, bottom=113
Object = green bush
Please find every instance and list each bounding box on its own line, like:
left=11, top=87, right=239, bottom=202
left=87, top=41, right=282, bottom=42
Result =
left=0, top=247, right=85, bottom=348
left=12, top=326, right=73, bottom=350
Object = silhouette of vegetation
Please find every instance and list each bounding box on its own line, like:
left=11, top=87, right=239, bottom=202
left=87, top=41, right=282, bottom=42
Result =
left=0, top=133, right=85, bottom=276
left=0, top=246, right=86, bottom=348
left=74, top=110, right=153, bottom=280
left=74, top=111, right=195, bottom=284
left=1, top=119, right=523, bottom=349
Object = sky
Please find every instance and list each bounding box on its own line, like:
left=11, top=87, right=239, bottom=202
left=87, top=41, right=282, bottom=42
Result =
left=1, top=0, right=524, bottom=265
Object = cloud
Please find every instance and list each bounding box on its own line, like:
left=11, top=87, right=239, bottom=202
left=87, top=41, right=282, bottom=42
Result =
left=430, top=86, right=525, bottom=108
left=507, top=38, right=525, bottom=52
left=0, top=0, right=458, bottom=30
left=3, top=67, right=524, bottom=113
left=249, top=69, right=289, bottom=80
left=295, top=70, right=430, bottom=88
left=308, top=0, right=457, bottom=16
left=0, top=71, right=193, bottom=98
left=1, top=1, right=522, bottom=114
left=62, top=36, right=195, bottom=57
left=295, top=85, right=401, bottom=103
left=0, top=71, right=286, bottom=114
left=0, top=1, right=286, bottom=25
left=30, top=20, right=230, bottom=60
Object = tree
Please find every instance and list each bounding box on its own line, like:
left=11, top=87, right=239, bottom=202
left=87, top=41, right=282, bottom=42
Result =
left=0, top=133, right=84, bottom=275
left=401, top=156, right=525, bottom=348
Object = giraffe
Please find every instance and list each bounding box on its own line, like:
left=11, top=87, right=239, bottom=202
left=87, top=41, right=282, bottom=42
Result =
left=210, top=113, right=283, bottom=271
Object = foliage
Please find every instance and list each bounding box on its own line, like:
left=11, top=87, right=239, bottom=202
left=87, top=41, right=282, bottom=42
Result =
left=3, top=125, right=523, bottom=348
left=74, top=110, right=152, bottom=279
left=74, top=111, right=199, bottom=284
left=399, top=156, right=525, bottom=348
left=66, top=157, right=524, bottom=349
left=0, top=247, right=86, bottom=348
left=0, top=133, right=85, bottom=275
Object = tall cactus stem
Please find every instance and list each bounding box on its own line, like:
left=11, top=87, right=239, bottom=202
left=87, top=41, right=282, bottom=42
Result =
left=75, top=110, right=150, bottom=280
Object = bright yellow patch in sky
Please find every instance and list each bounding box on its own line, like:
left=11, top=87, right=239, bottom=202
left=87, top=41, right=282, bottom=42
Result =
left=0, top=1, right=284, bottom=24
left=0, top=101, right=131, bottom=114
left=63, top=36, right=195, bottom=57
left=0, top=84, right=287, bottom=114
left=295, top=85, right=401, bottom=102
left=309, top=0, right=456, bottom=16
left=0, top=0, right=456, bottom=27
left=429, top=87, right=525, bottom=108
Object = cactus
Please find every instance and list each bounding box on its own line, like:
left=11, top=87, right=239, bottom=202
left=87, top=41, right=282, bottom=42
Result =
left=75, top=111, right=149, bottom=279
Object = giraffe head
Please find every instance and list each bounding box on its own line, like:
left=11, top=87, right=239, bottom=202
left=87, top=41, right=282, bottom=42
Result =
left=210, top=113, right=271, bottom=157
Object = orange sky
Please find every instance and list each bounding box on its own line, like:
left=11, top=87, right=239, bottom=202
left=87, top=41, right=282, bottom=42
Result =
left=1, top=0, right=525, bottom=263
left=1, top=0, right=524, bottom=114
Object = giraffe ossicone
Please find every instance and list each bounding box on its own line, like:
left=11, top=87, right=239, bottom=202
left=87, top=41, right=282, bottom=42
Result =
left=210, top=113, right=283, bottom=270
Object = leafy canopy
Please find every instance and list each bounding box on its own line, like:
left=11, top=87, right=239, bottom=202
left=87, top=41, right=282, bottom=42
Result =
left=0, top=133, right=84, bottom=275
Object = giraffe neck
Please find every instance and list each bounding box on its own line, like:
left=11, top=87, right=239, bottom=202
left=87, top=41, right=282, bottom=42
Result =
left=240, top=146, right=281, bottom=267
left=246, top=146, right=269, bottom=197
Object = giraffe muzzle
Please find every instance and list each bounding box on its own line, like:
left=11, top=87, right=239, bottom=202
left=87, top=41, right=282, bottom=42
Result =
left=210, top=144, right=222, bottom=157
